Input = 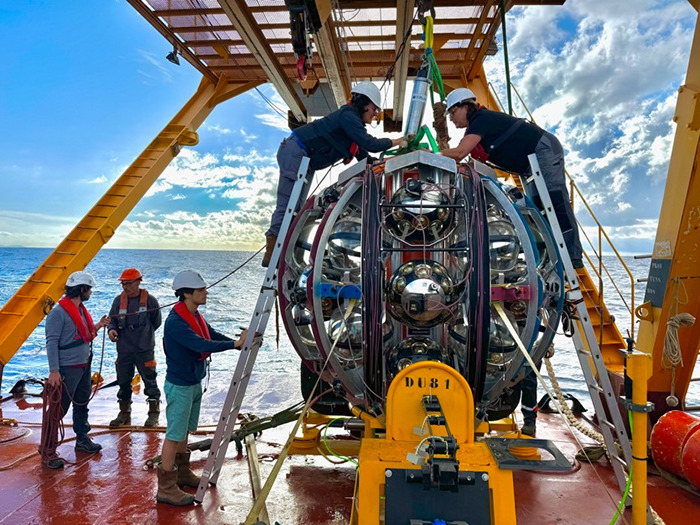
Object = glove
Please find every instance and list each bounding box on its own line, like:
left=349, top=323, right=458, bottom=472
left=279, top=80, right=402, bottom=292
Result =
left=399, top=139, right=409, bottom=149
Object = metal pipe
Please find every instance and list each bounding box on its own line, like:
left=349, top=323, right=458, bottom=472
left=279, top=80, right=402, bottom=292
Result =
left=404, top=62, right=431, bottom=137
left=628, top=352, right=652, bottom=525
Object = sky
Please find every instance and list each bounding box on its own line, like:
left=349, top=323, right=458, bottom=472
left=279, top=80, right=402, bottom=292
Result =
left=0, top=0, right=697, bottom=254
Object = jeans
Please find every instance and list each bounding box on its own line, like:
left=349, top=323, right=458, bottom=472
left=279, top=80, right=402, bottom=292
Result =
left=59, top=362, right=93, bottom=438
left=529, top=131, right=584, bottom=267
left=266, top=138, right=313, bottom=237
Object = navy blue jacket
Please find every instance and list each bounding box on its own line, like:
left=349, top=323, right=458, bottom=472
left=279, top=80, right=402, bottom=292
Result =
left=294, top=105, right=393, bottom=171
left=163, top=308, right=235, bottom=386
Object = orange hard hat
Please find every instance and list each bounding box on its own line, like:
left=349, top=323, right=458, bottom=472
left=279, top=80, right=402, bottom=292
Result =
left=119, top=268, right=143, bottom=282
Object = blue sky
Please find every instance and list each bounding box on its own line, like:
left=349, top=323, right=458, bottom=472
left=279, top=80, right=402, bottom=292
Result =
left=0, top=0, right=697, bottom=253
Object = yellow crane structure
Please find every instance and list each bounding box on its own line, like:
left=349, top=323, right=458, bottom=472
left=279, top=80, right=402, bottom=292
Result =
left=0, top=0, right=698, bottom=429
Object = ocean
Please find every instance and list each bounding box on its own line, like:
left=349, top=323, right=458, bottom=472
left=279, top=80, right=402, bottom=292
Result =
left=1, top=247, right=698, bottom=412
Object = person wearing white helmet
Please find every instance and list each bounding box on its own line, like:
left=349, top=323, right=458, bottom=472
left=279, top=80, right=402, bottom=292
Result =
left=440, top=87, right=583, bottom=270
left=156, top=270, right=248, bottom=506
left=42, top=270, right=111, bottom=468
left=262, top=81, right=407, bottom=267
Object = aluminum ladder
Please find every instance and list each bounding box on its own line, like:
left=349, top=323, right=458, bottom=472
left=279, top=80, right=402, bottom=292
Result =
left=195, top=157, right=311, bottom=504
left=527, top=154, right=652, bottom=523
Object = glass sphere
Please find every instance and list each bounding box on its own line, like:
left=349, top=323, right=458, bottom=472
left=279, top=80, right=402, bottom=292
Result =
left=386, top=260, right=459, bottom=328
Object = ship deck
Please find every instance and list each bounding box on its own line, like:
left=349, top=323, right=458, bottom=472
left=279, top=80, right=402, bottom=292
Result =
left=1, top=378, right=698, bottom=524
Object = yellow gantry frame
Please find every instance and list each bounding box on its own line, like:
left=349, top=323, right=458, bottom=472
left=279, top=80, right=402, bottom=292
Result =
left=0, top=76, right=262, bottom=367
left=636, top=5, right=700, bottom=404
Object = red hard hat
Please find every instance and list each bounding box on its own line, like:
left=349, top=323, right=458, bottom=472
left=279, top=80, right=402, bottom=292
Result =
left=119, top=268, right=143, bottom=282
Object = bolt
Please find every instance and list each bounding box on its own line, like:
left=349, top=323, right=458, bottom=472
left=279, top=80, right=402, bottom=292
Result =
left=385, top=469, right=393, bottom=478
left=482, top=473, right=489, bottom=482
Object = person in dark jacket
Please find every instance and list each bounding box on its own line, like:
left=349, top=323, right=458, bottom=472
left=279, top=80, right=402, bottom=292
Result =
left=440, top=88, right=584, bottom=269
left=107, top=268, right=162, bottom=427
left=262, top=81, right=406, bottom=267
left=156, top=270, right=247, bottom=506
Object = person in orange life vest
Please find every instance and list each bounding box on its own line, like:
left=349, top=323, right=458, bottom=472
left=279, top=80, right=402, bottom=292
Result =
left=107, top=268, right=162, bottom=428
left=156, top=270, right=248, bottom=506
left=440, top=88, right=584, bottom=269
left=44, top=271, right=110, bottom=468
left=262, top=81, right=407, bottom=267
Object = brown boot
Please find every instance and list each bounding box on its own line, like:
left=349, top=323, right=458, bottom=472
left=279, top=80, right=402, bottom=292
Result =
left=175, top=451, right=201, bottom=488
left=156, top=465, right=195, bottom=506
left=109, top=400, right=131, bottom=427
left=261, top=234, right=277, bottom=267
left=144, top=398, right=160, bottom=427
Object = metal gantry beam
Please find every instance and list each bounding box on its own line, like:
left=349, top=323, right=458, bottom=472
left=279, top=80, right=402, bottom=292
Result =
left=313, top=11, right=352, bottom=107
left=127, top=0, right=218, bottom=84
left=391, top=0, right=416, bottom=125
left=218, top=0, right=308, bottom=123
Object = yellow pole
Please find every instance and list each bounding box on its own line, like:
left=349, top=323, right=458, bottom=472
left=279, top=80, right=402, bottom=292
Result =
left=627, top=351, right=652, bottom=525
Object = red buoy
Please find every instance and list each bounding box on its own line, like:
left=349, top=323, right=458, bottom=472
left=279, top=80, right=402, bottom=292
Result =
left=650, top=410, right=700, bottom=478
left=681, top=428, right=700, bottom=489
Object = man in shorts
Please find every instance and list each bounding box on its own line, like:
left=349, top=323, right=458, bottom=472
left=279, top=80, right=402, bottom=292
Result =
left=156, top=270, right=247, bottom=506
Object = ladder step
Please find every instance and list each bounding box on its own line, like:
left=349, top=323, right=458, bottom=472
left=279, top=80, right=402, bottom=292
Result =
left=587, top=382, right=604, bottom=393
left=14, top=294, right=39, bottom=299
left=55, top=251, right=76, bottom=255
left=29, top=280, right=52, bottom=284
left=65, top=238, right=87, bottom=243
left=610, top=454, right=629, bottom=469
left=601, top=419, right=617, bottom=430
left=0, top=311, right=24, bottom=316
left=76, top=226, right=98, bottom=231
left=43, top=265, right=66, bottom=269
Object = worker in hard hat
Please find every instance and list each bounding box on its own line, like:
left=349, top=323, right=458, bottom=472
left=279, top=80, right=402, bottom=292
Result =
left=262, top=81, right=407, bottom=267
left=440, top=88, right=584, bottom=269
left=156, top=270, right=248, bottom=506
left=106, top=268, right=162, bottom=428
left=42, top=271, right=111, bottom=469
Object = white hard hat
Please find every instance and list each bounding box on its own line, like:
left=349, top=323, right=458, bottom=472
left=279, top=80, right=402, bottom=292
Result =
left=66, top=271, right=97, bottom=288
left=446, top=88, right=477, bottom=111
left=172, top=270, right=208, bottom=291
left=351, top=82, right=382, bottom=109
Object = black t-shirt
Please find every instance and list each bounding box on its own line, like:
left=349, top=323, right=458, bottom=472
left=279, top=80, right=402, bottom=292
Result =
left=466, top=108, right=543, bottom=174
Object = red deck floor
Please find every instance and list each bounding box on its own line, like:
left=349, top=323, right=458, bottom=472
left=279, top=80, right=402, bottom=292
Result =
left=0, top=380, right=698, bottom=524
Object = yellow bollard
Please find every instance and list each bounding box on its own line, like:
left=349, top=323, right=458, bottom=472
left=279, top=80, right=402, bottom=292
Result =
left=626, top=351, right=652, bottom=525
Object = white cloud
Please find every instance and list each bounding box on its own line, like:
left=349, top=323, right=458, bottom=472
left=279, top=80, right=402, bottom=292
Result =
left=136, top=49, right=173, bottom=82
left=206, top=124, right=231, bottom=135
left=483, top=0, right=694, bottom=252
left=87, top=175, right=108, bottom=184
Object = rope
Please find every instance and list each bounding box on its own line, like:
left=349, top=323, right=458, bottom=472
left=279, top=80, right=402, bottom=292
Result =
left=662, top=312, right=695, bottom=403
left=544, top=356, right=604, bottom=443
left=498, top=0, right=513, bottom=115
left=39, top=380, right=65, bottom=466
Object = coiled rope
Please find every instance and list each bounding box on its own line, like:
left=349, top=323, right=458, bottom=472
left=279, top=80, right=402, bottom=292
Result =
left=662, top=312, right=695, bottom=404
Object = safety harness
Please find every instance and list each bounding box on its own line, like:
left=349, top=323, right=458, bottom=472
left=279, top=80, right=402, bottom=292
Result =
left=117, top=289, right=148, bottom=330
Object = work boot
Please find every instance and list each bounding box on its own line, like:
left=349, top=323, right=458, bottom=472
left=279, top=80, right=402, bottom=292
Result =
left=43, top=453, right=65, bottom=469
left=109, top=399, right=131, bottom=427
left=521, top=420, right=536, bottom=437
left=144, top=398, right=160, bottom=427
left=261, top=234, right=277, bottom=267
left=156, top=466, right=195, bottom=506
left=175, top=451, right=201, bottom=488
left=75, top=435, right=102, bottom=454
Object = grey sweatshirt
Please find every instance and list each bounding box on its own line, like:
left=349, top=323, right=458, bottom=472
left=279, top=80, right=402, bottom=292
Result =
left=45, top=303, right=92, bottom=372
